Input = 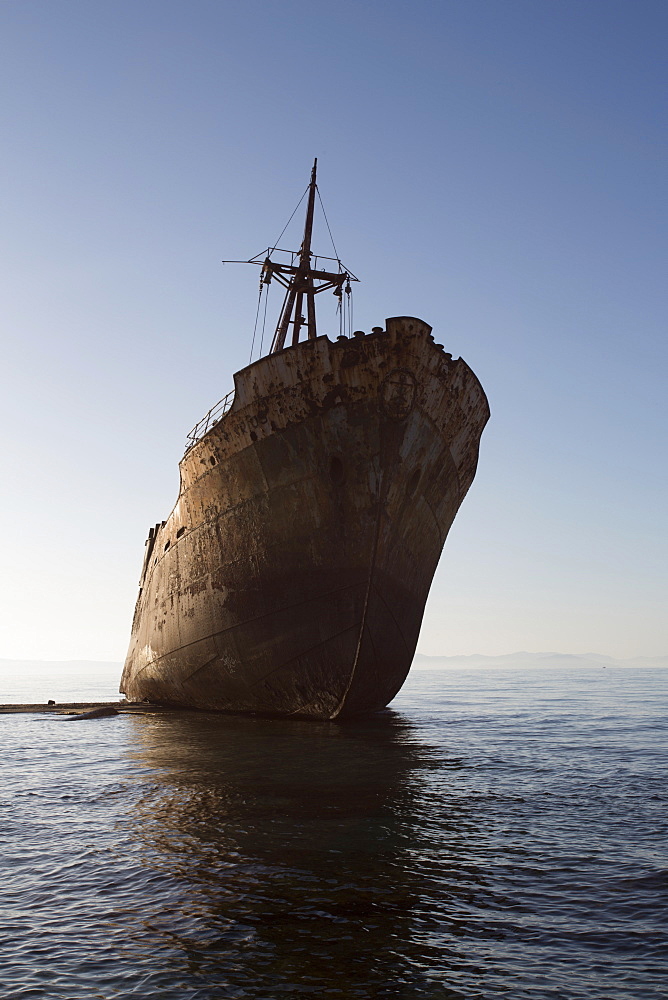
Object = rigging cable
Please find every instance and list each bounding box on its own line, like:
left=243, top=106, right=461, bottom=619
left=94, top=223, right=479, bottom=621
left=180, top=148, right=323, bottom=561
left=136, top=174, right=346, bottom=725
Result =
left=249, top=282, right=265, bottom=363
left=259, top=279, right=270, bottom=358
left=316, top=186, right=340, bottom=263
left=267, top=185, right=309, bottom=258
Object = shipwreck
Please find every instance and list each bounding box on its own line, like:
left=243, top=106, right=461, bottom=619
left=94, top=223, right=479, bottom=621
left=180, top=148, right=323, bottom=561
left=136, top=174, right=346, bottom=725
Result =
left=120, top=162, right=489, bottom=718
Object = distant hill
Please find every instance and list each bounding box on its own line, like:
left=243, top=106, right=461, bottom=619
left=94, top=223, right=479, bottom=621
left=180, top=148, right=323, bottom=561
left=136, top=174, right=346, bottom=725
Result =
left=413, top=652, right=668, bottom=669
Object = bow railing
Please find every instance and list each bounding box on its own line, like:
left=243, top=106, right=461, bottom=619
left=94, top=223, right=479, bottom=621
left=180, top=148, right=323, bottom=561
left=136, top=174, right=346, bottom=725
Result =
left=184, top=389, right=235, bottom=452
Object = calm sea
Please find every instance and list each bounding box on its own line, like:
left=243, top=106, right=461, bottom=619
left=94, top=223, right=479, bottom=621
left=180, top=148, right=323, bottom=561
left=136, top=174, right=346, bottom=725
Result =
left=1, top=664, right=666, bottom=999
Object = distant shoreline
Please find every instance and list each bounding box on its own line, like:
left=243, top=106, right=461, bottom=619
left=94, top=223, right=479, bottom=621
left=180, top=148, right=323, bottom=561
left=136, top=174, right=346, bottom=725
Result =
left=414, top=652, right=668, bottom=668
left=1, top=653, right=666, bottom=671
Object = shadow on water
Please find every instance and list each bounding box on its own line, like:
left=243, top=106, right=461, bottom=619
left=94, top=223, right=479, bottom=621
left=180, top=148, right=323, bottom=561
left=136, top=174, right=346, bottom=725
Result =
left=124, top=709, right=493, bottom=999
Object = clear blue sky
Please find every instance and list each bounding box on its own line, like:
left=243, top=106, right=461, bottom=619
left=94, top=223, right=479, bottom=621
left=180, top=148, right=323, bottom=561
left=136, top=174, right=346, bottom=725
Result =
left=0, top=0, right=665, bottom=660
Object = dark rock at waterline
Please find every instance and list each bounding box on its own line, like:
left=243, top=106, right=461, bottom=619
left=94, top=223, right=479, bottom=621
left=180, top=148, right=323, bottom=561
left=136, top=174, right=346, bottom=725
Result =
left=66, top=707, right=119, bottom=720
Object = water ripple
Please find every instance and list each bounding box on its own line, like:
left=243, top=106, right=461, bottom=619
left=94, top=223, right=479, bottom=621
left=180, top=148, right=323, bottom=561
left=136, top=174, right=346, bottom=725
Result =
left=0, top=666, right=666, bottom=998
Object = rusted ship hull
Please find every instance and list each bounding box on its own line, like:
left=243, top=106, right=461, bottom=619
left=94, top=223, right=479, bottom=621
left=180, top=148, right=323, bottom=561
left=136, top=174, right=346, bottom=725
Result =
left=120, top=317, right=489, bottom=719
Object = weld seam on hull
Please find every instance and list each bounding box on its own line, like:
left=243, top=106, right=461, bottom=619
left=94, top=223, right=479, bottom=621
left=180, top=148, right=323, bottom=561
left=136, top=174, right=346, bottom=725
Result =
left=423, top=494, right=445, bottom=546
left=250, top=620, right=361, bottom=687
left=127, top=580, right=361, bottom=682
left=370, top=581, right=412, bottom=654
left=331, top=476, right=386, bottom=719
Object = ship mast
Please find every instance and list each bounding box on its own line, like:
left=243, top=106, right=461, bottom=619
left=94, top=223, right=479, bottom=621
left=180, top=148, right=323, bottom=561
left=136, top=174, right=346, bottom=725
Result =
left=271, top=159, right=319, bottom=350
left=263, top=160, right=354, bottom=353
left=223, top=161, right=357, bottom=356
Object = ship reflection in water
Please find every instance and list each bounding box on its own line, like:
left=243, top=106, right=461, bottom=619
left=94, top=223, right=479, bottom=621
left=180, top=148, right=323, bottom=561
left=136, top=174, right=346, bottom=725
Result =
left=124, top=709, right=487, bottom=997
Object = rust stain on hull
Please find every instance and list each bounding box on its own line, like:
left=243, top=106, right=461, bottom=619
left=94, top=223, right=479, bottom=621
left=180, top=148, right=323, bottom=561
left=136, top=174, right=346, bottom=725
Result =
left=120, top=317, right=489, bottom=719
